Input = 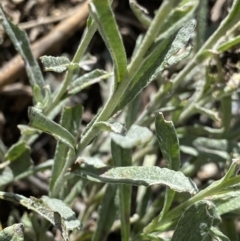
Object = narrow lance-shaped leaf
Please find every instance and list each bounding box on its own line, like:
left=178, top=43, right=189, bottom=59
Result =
left=89, top=0, right=127, bottom=84
left=92, top=184, right=117, bottom=241
left=28, top=107, right=76, bottom=151
left=50, top=105, right=83, bottom=194
left=4, top=141, right=27, bottom=162
left=0, top=139, right=6, bottom=161
left=114, top=19, right=196, bottom=113
left=155, top=113, right=180, bottom=171
left=111, top=141, right=132, bottom=241
left=68, top=69, right=110, bottom=95
left=171, top=201, right=217, bottom=241
left=71, top=162, right=198, bottom=195
left=194, top=104, right=220, bottom=122
left=157, top=1, right=197, bottom=37
left=0, top=6, right=45, bottom=101
left=155, top=115, right=180, bottom=221
left=129, top=0, right=151, bottom=28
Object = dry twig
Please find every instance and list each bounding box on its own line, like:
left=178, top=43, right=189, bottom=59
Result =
left=0, top=1, right=89, bottom=88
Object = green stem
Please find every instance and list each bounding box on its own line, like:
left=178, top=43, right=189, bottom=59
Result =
left=145, top=175, right=240, bottom=233
left=138, top=0, right=240, bottom=123
left=45, top=18, right=97, bottom=115
left=76, top=1, right=182, bottom=156
left=127, top=0, right=181, bottom=78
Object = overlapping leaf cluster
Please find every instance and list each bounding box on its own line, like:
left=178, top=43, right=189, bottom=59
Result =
left=1, top=0, right=240, bottom=240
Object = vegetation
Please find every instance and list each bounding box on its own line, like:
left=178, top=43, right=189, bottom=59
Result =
left=1, top=0, right=240, bottom=240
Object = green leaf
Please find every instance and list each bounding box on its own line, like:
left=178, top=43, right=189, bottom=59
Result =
left=4, top=141, right=27, bottom=161
left=223, top=158, right=240, bottom=181
left=210, top=227, right=230, bottom=241
left=115, top=19, right=196, bottom=112
left=171, top=201, right=216, bottom=241
left=50, top=105, right=83, bottom=194
left=192, top=138, right=235, bottom=161
left=0, top=192, right=81, bottom=241
left=195, top=0, right=208, bottom=50
left=155, top=113, right=180, bottom=171
left=115, top=35, right=175, bottom=112
left=94, top=121, right=126, bottom=135
left=212, top=190, right=240, bottom=216
left=155, top=113, right=181, bottom=219
left=110, top=125, right=152, bottom=149
left=68, top=69, right=110, bottom=95
left=0, top=5, right=45, bottom=102
left=0, top=223, right=24, bottom=241
left=218, top=36, right=240, bottom=53
left=157, top=1, right=197, bottom=38
left=166, top=45, right=192, bottom=66
left=71, top=163, right=198, bottom=194
left=125, top=93, right=141, bottom=129
left=0, top=139, right=6, bottom=161
left=221, top=96, right=232, bottom=135
left=111, top=141, right=132, bottom=241
left=0, top=145, right=32, bottom=187
left=28, top=107, right=76, bottom=151
left=40, top=55, right=72, bottom=73
left=91, top=184, right=117, bottom=241
left=194, top=104, right=220, bottom=122
left=129, top=0, right=151, bottom=28
left=41, top=196, right=81, bottom=231
left=89, top=0, right=127, bottom=84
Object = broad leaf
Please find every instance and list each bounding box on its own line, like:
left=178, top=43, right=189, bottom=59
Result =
left=71, top=162, right=198, bottom=194
left=28, top=107, right=76, bottom=151
left=0, top=223, right=24, bottom=241
left=110, top=125, right=152, bottom=149
left=89, top=0, right=127, bottom=84
left=172, top=201, right=216, bottom=241
left=0, top=5, right=45, bottom=101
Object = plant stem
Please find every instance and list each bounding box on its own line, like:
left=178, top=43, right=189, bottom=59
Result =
left=138, top=0, right=240, bottom=123
left=145, top=175, right=240, bottom=232
left=127, top=0, right=181, bottom=78
left=77, top=1, right=182, bottom=156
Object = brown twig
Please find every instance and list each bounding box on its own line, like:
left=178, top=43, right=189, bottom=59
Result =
left=211, top=0, right=227, bottom=22
left=0, top=1, right=90, bottom=89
